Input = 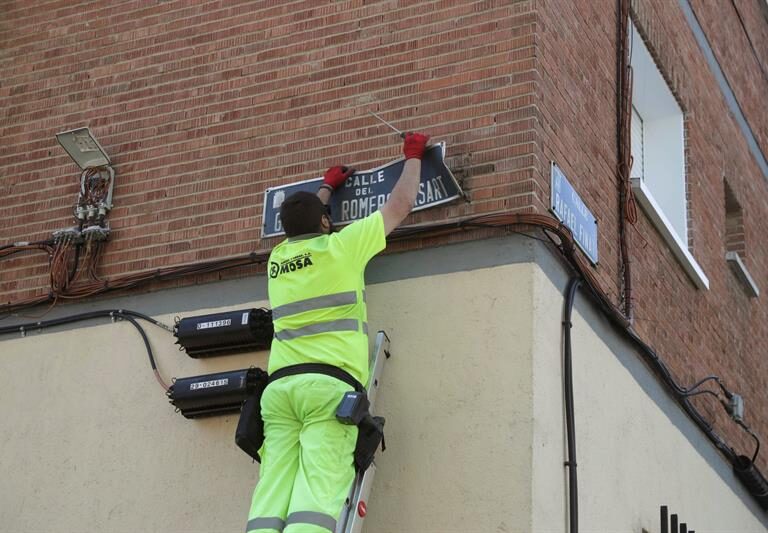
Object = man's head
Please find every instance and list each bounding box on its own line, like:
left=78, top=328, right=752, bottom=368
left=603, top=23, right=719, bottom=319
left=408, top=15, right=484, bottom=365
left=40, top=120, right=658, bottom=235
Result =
left=279, top=191, right=332, bottom=237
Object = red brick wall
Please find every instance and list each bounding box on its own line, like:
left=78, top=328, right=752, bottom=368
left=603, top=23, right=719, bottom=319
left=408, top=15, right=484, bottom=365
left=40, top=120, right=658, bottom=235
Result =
left=0, top=0, right=538, bottom=303
left=2, top=0, right=767, bottom=473
left=536, top=0, right=768, bottom=471
left=691, top=0, right=768, bottom=158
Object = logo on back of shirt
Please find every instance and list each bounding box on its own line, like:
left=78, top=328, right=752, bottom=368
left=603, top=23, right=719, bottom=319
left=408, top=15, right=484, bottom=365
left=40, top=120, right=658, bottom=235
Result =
left=269, top=253, right=314, bottom=278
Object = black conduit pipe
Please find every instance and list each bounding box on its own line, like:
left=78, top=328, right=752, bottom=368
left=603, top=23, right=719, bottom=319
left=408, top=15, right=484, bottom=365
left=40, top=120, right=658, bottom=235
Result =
left=0, top=309, right=173, bottom=391
left=563, top=277, right=582, bottom=533
left=733, top=455, right=768, bottom=510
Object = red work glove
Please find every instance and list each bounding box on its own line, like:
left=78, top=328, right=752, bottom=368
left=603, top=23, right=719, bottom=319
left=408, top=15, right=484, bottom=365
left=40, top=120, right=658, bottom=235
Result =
left=403, top=132, right=430, bottom=160
left=323, top=165, right=355, bottom=189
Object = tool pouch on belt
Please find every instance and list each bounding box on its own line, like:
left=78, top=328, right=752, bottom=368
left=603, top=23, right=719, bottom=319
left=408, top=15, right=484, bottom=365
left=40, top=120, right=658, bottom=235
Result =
left=235, top=368, right=269, bottom=462
left=354, top=414, right=386, bottom=472
left=235, top=363, right=387, bottom=471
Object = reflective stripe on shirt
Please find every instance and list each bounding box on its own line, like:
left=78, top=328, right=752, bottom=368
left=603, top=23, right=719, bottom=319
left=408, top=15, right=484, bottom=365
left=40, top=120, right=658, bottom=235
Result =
left=274, top=319, right=360, bottom=341
left=271, top=291, right=357, bottom=320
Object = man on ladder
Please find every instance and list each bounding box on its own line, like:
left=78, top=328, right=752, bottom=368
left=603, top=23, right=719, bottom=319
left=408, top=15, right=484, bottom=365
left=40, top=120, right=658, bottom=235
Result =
left=246, top=132, right=430, bottom=533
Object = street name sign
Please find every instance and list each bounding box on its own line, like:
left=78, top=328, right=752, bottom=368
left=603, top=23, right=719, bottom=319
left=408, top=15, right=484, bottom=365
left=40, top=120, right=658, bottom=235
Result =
left=262, top=142, right=462, bottom=238
left=550, top=162, right=599, bottom=264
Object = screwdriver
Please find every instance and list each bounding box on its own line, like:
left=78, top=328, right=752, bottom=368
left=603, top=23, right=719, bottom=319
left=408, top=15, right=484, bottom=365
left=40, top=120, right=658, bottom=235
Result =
left=368, top=111, right=406, bottom=139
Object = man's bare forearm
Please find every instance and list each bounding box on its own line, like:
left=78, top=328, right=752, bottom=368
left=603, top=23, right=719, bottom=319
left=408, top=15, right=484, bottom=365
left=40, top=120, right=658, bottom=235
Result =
left=317, top=186, right=332, bottom=205
left=391, top=158, right=421, bottom=211
left=380, top=158, right=421, bottom=235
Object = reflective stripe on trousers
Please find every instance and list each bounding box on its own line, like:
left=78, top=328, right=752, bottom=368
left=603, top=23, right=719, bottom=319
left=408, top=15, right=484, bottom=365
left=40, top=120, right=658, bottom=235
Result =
left=246, top=511, right=336, bottom=532
left=246, top=516, right=284, bottom=532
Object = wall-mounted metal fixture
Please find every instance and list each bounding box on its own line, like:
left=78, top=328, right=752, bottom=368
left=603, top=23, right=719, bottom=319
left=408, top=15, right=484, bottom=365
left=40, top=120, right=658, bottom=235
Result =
left=56, top=127, right=111, bottom=169
left=56, top=127, right=116, bottom=224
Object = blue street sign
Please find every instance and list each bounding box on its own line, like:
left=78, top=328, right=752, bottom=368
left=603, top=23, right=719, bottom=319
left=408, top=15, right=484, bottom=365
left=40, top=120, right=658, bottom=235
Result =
left=550, top=162, right=599, bottom=264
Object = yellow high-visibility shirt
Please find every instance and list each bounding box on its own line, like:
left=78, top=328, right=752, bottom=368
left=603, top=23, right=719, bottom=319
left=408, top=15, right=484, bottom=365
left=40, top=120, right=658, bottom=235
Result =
left=267, top=210, right=386, bottom=385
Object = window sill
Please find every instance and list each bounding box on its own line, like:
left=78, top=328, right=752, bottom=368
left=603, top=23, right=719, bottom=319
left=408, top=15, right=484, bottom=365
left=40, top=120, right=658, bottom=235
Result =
left=631, top=177, right=710, bottom=290
left=725, top=252, right=760, bottom=297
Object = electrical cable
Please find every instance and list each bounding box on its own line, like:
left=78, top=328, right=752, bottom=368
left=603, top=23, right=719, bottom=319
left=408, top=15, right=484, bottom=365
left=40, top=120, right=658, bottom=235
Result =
left=616, top=0, right=637, bottom=319
left=606, top=307, right=739, bottom=463
left=0, top=241, right=54, bottom=261
left=49, top=237, right=77, bottom=295
left=0, top=308, right=172, bottom=335
left=0, top=247, right=43, bottom=260
left=683, top=375, right=722, bottom=394
left=562, top=277, right=582, bottom=533
left=0, top=249, right=271, bottom=315
left=15, top=296, right=59, bottom=320
left=0, top=239, right=54, bottom=250
left=68, top=243, right=82, bottom=283
left=89, top=240, right=104, bottom=281
left=677, top=374, right=761, bottom=467
left=736, top=420, right=761, bottom=464
left=0, top=309, right=173, bottom=392
left=118, top=313, right=169, bottom=391
left=682, top=389, right=721, bottom=400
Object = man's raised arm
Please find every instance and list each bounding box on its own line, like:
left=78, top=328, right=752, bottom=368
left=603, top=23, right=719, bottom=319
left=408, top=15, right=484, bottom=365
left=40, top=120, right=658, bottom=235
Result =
left=380, top=132, right=429, bottom=236
left=317, top=166, right=355, bottom=204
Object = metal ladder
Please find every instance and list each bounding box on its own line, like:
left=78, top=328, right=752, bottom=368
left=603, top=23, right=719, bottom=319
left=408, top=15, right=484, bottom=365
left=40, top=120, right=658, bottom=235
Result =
left=335, top=330, right=391, bottom=533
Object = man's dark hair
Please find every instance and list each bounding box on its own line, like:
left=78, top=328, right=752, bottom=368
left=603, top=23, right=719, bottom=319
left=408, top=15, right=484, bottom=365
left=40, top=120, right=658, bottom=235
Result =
left=279, top=191, right=326, bottom=237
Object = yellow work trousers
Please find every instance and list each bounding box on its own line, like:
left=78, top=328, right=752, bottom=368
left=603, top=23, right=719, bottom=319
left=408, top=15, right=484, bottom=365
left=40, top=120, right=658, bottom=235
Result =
left=246, top=374, right=357, bottom=533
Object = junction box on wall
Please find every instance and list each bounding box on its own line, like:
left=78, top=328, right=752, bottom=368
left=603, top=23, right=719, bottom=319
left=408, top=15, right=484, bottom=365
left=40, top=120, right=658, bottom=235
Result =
left=54, top=127, right=116, bottom=240
left=167, top=367, right=267, bottom=419
left=173, top=308, right=273, bottom=358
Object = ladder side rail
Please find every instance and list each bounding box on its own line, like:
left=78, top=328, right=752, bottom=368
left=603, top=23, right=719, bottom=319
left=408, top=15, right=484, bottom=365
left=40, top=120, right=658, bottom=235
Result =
left=336, top=331, right=390, bottom=533
left=345, top=464, right=377, bottom=533
left=365, top=330, right=390, bottom=409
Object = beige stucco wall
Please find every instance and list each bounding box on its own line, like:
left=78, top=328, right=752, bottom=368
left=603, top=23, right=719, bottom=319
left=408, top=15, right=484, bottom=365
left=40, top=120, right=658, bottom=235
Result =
left=366, top=266, right=535, bottom=533
left=0, top=258, right=764, bottom=532
left=0, top=264, right=535, bottom=533
left=529, top=265, right=766, bottom=532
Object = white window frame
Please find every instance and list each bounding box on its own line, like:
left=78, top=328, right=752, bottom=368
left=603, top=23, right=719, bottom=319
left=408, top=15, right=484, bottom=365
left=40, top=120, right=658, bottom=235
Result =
left=629, top=21, right=709, bottom=290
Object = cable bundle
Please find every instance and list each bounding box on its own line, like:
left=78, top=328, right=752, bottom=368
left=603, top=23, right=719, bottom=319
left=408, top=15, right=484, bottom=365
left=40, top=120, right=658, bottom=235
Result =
left=76, top=166, right=113, bottom=223
left=49, top=234, right=77, bottom=294
left=0, top=240, right=53, bottom=261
